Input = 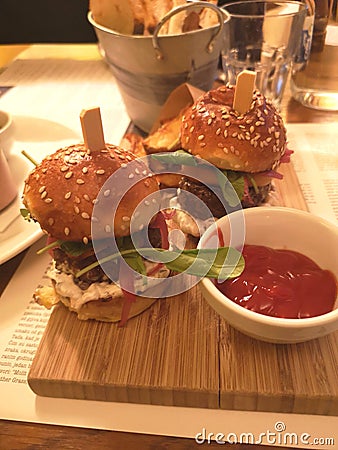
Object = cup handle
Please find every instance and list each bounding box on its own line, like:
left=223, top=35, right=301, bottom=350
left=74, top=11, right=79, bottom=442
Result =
left=152, top=1, right=229, bottom=60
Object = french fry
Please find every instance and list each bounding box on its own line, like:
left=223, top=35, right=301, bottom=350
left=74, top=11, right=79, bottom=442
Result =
left=167, top=0, right=186, bottom=35
left=90, top=0, right=134, bottom=34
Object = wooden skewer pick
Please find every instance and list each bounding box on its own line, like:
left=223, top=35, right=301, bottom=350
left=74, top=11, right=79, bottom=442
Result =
left=80, top=107, right=105, bottom=152
left=232, top=70, right=257, bottom=114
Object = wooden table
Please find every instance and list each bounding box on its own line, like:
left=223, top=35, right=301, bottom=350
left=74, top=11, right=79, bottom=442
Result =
left=0, top=44, right=337, bottom=450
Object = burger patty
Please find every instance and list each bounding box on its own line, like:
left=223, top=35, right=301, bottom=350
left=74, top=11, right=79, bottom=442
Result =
left=178, top=177, right=271, bottom=218
left=53, top=228, right=162, bottom=290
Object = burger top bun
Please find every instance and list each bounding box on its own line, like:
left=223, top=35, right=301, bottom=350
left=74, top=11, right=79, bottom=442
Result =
left=23, top=144, right=159, bottom=242
left=180, top=85, right=287, bottom=173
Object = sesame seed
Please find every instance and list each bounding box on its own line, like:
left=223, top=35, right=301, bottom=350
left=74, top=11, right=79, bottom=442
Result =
left=82, top=237, right=89, bottom=245
left=40, top=191, right=47, bottom=199
left=39, top=186, right=46, bottom=194
left=190, top=126, right=195, bottom=132
left=75, top=196, right=81, bottom=204
left=223, top=147, right=229, bottom=154
left=81, top=212, right=90, bottom=219
left=217, top=143, right=224, bottom=148
left=92, top=198, right=98, bottom=205
left=41, top=169, right=47, bottom=174
left=105, top=225, right=112, bottom=233
left=122, top=216, right=130, bottom=222
left=198, top=134, right=205, bottom=141
left=223, top=130, right=228, bottom=138
left=144, top=200, right=150, bottom=206
left=234, top=164, right=241, bottom=169
left=103, top=189, right=110, bottom=197
left=60, top=166, right=68, bottom=172
left=64, top=227, right=70, bottom=236
left=96, top=169, right=105, bottom=175
left=74, top=206, right=80, bottom=214
left=92, top=216, right=99, bottom=223
left=128, top=173, right=134, bottom=179
left=48, top=218, right=54, bottom=226
left=232, top=132, right=238, bottom=138
left=185, top=136, right=190, bottom=144
left=121, top=163, right=127, bottom=168
left=207, top=118, right=212, bottom=125
left=216, top=128, right=221, bottom=135
left=65, top=192, right=71, bottom=199
left=76, top=179, right=85, bottom=185
left=65, top=171, right=73, bottom=179
left=225, top=121, right=231, bottom=127
left=250, top=126, right=255, bottom=134
left=83, top=194, right=90, bottom=201
left=45, top=198, right=52, bottom=203
left=135, top=168, right=140, bottom=175
left=200, top=142, right=206, bottom=147
left=255, top=121, right=261, bottom=127
left=82, top=167, right=88, bottom=174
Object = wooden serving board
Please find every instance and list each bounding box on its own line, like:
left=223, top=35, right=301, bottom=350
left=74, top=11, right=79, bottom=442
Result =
left=28, top=164, right=338, bottom=415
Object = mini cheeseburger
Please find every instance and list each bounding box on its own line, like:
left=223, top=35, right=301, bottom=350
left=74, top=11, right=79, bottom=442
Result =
left=172, top=84, right=292, bottom=236
left=22, top=143, right=170, bottom=325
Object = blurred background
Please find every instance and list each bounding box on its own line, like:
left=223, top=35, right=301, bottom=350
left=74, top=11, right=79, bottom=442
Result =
left=0, top=0, right=97, bottom=43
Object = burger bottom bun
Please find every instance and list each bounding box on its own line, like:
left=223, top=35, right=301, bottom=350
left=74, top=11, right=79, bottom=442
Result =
left=34, top=285, right=158, bottom=323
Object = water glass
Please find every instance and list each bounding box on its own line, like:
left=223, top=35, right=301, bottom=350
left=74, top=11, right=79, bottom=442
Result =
left=221, top=0, right=307, bottom=107
left=291, top=0, right=338, bottom=110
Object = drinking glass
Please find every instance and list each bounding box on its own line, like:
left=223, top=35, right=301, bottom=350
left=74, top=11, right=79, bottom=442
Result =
left=221, top=0, right=307, bottom=107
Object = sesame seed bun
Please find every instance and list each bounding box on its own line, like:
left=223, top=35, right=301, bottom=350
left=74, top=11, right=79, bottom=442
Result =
left=23, top=143, right=159, bottom=242
left=180, top=85, right=287, bottom=173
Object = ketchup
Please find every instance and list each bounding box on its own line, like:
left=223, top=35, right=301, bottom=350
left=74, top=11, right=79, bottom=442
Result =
left=216, top=245, right=337, bottom=319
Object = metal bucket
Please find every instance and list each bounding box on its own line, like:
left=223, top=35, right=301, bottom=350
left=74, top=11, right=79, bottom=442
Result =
left=88, top=2, right=230, bottom=132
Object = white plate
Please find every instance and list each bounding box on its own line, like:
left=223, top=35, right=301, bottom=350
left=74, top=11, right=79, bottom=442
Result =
left=0, top=150, right=44, bottom=265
